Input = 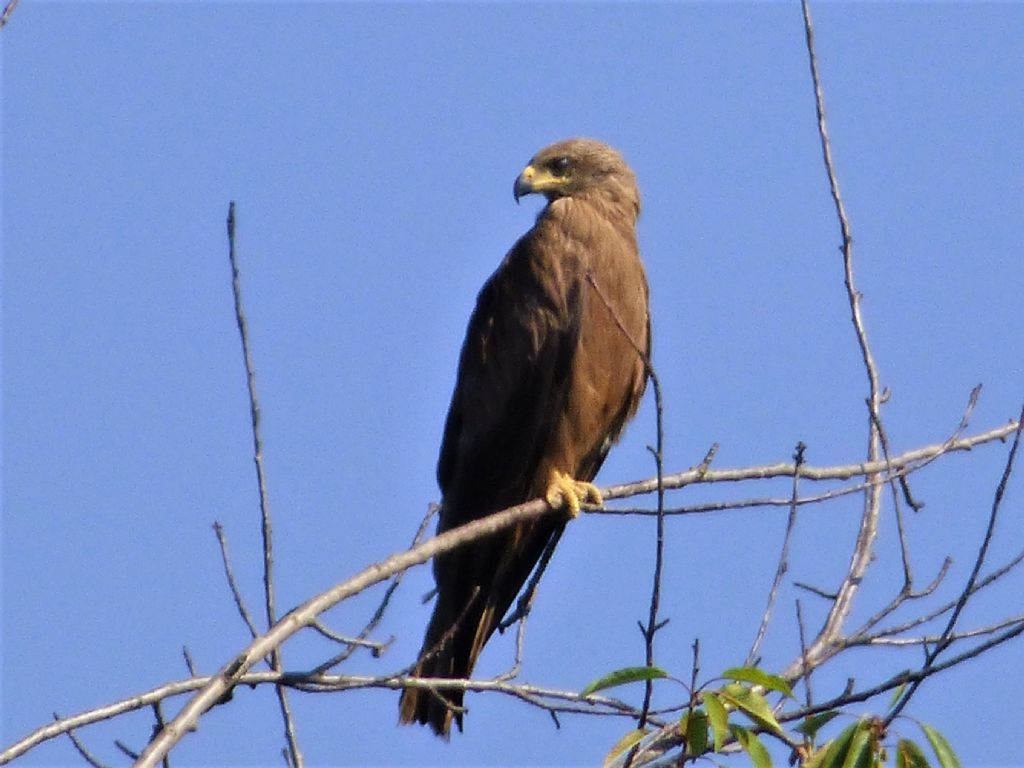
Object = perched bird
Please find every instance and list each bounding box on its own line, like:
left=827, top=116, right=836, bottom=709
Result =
left=399, top=138, right=650, bottom=736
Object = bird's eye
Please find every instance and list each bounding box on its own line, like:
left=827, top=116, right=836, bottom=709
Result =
left=549, top=156, right=572, bottom=176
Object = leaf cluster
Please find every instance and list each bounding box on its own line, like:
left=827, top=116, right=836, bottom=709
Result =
left=584, top=665, right=962, bottom=768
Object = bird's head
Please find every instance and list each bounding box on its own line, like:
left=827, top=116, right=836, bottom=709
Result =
left=513, top=138, right=640, bottom=219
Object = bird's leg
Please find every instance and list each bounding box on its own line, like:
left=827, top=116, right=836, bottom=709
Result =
left=544, top=470, right=603, bottom=518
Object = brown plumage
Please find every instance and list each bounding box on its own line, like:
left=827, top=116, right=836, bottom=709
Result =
left=399, top=138, right=650, bottom=736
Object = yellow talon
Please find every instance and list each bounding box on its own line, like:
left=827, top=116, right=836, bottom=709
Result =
left=544, top=470, right=603, bottom=518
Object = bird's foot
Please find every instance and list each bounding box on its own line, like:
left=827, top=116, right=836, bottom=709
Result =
left=544, top=470, right=603, bottom=518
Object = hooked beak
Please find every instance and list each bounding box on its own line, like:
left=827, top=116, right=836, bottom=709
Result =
left=513, top=164, right=538, bottom=204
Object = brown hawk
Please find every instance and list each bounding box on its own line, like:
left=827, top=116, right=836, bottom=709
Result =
left=399, top=138, right=650, bottom=736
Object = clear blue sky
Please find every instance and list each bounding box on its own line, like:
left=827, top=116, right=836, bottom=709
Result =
left=4, top=3, right=1022, bottom=766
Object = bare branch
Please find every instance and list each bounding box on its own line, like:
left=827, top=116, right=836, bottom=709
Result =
left=308, top=621, right=392, bottom=657
left=224, top=202, right=302, bottom=767
left=599, top=419, right=1018, bottom=501
left=181, top=647, right=196, bottom=677
left=629, top=609, right=1024, bottom=766
left=934, top=405, right=1023, bottom=642
left=848, top=557, right=953, bottom=643
left=135, top=494, right=561, bottom=766
left=0, top=0, right=19, bottom=29
left=747, top=442, right=806, bottom=666
left=783, top=616, right=1024, bottom=726
left=213, top=521, right=260, bottom=640
left=60, top=718, right=109, bottom=768
left=113, top=740, right=139, bottom=760
left=863, top=548, right=1024, bottom=641
left=498, top=527, right=563, bottom=632
left=850, top=615, right=1024, bottom=648
left=784, top=0, right=885, bottom=684
left=885, top=404, right=1024, bottom=724
left=583, top=270, right=668, bottom=739
left=4, top=671, right=646, bottom=764
left=4, top=417, right=1016, bottom=765
left=871, top=406, right=914, bottom=588
left=795, top=600, right=813, bottom=713
left=310, top=504, right=435, bottom=674
left=151, top=703, right=171, bottom=768
left=495, top=602, right=531, bottom=682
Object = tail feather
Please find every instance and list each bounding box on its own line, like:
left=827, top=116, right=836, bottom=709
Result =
left=398, top=518, right=563, bottom=736
left=399, top=589, right=492, bottom=736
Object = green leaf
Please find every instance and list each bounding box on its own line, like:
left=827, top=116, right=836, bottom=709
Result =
left=796, top=710, right=841, bottom=738
left=718, top=685, right=783, bottom=735
left=580, top=666, right=668, bottom=697
left=682, top=708, right=708, bottom=756
left=730, top=724, right=773, bottom=768
left=703, top=692, right=729, bottom=752
left=888, top=679, right=909, bottom=709
left=722, top=666, right=795, bottom=699
left=841, top=724, right=872, bottom=768
left=811, top=721, right=862, bottom=768
left=602, top=728, right=647, bottom=768
left=920, top=723, right=961, bottom=768
left=896, top=739, right=932, bottom=768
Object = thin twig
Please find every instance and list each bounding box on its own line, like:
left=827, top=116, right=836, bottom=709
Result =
left=861, top=548, right=1024, bottom=641
left=213, top=522, right=260, bottom=640
left=583, top=271, right=666, bottom=736
left=787, top=0, right=886, bottom=684
left=600, top=474, right=932, bottom=518
left=870, top=406, right=914, bottom=588
left=876, top=386, right=980, bottom=596
left=747, top=442, right=806, bottom=666
left=349, top=502, right=436, bottom=653
left=58, top=716, right=109, bottom=768
left=849, top=557, right=953, bottom=642
left=850, top=388, right=984, bottom=632
left=310, top=504, right=435, bottom=674
left=931, top=406, right=1022, bottom=642
left=599, top=420, right=1018, bottom=501
left=689, top=639, right=701, bottom=701
left=308, top=621, right=392, bottom=656
left=152, top=702, right=171, bottom=768
left=225, top=202, right=302, bottom=767
left=227, top=202, right=277, bottom=631
left=795, top=601, right=812, bottom=713
left=498, top=527, right=563, bottom=631
left=793, top=582, right=838, bottom=601
left=495, top=605, right=531, bottom=681
left=885, top=403, right=1024, bottom=724
left=849, top=615, right=1024, bottom=648
left=637, top=364, right=666, bottom=733
left=0, top=0, right=19, bottom=29
left=113, top=740, right=138, bottom=760
left=783, top=617, right=1024, bottom=725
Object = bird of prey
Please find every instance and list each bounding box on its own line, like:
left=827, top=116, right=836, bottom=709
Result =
left=399, top=138, right=650, bottom=737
